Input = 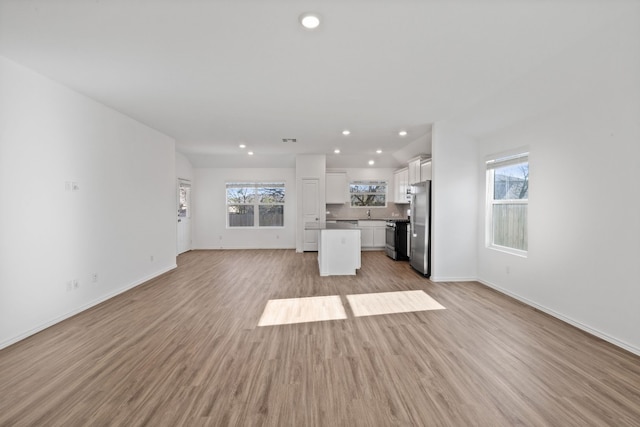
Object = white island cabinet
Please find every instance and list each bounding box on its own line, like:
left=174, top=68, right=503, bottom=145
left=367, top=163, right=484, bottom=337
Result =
left=318, top=228, right=361, bottom=276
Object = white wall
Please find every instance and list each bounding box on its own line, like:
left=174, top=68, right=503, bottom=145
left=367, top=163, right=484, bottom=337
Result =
left=176, top=151, right=194, bottom=182
left=0, top=56, right=177, bottom=349
left=443, top=12, right=640, bottom=353
left=193, top=168, right=296, bottom=249
left=430, top=123, right=478, bottom=281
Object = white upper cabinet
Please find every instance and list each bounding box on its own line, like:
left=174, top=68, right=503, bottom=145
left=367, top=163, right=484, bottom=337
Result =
left=408, top=158, right=421, bottom=184
left=326, top=172, right=347, bottom=204
left=420, top=160, right=432, bottom=181
left=408, top=157, right=432, bottom=184
left=393, top=168, right=410, bottom=204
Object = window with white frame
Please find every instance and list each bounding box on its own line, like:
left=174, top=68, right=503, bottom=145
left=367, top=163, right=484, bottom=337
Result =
left=349, top=180, right=387, bottom=207
left=486, top=153, right=529, bottom=254
left=226, top=182, right=285, bottom=227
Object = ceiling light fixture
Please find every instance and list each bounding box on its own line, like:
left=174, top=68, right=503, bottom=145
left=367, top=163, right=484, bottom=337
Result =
left=248, top=151, right=254, bottom=156
left=299, top=13, right=321, bottom=30
left=376, top=149, right=382, bottom=154
left=239, top=144, right=246, bottom=148
left=334, top=149, right=340, bottom=154
left=368, top=160, right=375, bottom=166
left=342, top=130, right=350, bottom=136
left=398, top=130, right=408, bottom=137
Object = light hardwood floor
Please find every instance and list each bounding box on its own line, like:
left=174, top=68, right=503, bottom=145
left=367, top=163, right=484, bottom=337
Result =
left=1, top=250, right=639, bottom=426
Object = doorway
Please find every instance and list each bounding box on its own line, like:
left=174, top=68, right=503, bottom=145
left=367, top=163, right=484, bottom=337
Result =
left=302, top=178, right=319, bottom=251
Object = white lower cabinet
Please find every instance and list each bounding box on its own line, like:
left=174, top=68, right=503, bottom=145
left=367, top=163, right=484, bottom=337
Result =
left=360, top=227, right=374, bottom=247
left=373, top=226, right=386, bottom=247
left=358, top=220, right=387, bottom=249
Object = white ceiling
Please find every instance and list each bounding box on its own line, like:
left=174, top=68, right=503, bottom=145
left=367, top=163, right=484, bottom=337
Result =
left=0, top=0, right=631, bottom=168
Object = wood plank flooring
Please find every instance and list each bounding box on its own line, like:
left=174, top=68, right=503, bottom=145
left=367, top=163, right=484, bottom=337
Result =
left=1, top=250, right=639, bottom=426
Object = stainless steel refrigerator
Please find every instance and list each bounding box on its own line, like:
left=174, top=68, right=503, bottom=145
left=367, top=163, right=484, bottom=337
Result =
left=410, top=181, right=431, bottom=277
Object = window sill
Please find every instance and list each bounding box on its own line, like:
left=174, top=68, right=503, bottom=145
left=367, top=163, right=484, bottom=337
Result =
left=486, top=244, right=528, bottom=258
left=226, top=226, right=285, bottom=229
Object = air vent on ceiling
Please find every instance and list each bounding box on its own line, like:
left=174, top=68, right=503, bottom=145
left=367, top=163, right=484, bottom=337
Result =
left=282, top=138, right=297, bottom=143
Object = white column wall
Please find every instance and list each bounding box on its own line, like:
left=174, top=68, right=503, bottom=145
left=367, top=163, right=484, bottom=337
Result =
left=430, top=123, right=478, bottom=282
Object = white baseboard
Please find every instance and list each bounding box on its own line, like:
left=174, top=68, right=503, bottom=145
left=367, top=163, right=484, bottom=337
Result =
left=0, top=264, right=177, bottom=351
left=478, top=279, right=640, bottom=357
left=430, top=276, right=477, bottom=282
left=193, top=246, right=296, bottom=250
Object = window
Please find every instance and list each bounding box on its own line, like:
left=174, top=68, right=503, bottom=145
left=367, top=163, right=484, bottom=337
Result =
left=486, top=153, right=528, bottom=254
left=178, top=181, right=191, bottom=219
left=349, top=180, right=387, bottom=207
left=226, top=182, right=285, bottom=227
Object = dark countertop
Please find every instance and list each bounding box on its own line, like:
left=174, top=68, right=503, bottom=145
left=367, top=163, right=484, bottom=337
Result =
left=305, top=222, right=361, bottom=230
left=327, top=218, right=408, bottom=222
left=306, top=218, right=410, bottom=230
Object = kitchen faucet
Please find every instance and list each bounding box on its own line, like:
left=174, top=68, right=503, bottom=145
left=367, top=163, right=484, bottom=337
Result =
left=366, top=209, right=371, bottom=219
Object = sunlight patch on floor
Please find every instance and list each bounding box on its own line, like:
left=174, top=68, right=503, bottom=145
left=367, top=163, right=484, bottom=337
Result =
left=346, top=290, right=445, bottom=317
left=258, top=295, right=347, bottom=326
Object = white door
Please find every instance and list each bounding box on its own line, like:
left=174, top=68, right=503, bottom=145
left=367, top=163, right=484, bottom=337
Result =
left=177, top=179, right=192, bottom=254
left=302, top=178, right=319, bottom=251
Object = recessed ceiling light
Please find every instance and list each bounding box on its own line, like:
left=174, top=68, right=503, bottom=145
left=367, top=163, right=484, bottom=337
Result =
left=334, top=149, right=340, bottom=154
left=248, top=151, right=254, bottom=156
left=368, top=160, right=375, bottom=165
left=342, top=130, right=350, bottom=136
left=398, top=130, right=408, bottom=137
left=300, top=13, right=321, bottom=30
left=376, top=149, right=382, bottom=154
left=239, top=144, right=246, bottom=148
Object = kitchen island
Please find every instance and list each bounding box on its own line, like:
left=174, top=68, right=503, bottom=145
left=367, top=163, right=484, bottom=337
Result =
left=305, top=222, right=361, bottom=276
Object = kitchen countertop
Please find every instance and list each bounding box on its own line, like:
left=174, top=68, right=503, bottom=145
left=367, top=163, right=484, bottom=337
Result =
left=327, top=218, right=409, bottom=222
left=306, top=218, right=410, bottom=230
left=305, top=222, right=360, bottom=230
